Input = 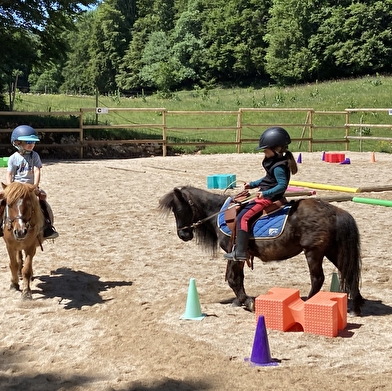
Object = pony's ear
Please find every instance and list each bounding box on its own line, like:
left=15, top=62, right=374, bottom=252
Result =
left=173, top=187, right=185, bottom=202
left=1, top=182, right=7, bottom=190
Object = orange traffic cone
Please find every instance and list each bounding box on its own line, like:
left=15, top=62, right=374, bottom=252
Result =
left=370, top=151, right=376, bottom=163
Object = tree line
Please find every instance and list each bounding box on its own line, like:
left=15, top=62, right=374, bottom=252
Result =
left=1, top=0, right=392, bottom=104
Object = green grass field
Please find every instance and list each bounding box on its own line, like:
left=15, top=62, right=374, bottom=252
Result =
left=10, top=75, right=392, bottom=154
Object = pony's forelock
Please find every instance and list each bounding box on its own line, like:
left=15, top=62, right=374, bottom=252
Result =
left=4, top=182, right=44, bottom=230
left=4, top=182, right=35, bottom=205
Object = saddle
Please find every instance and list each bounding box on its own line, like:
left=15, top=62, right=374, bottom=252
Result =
left=224, top=190, right=288, bottom=235
left=221, top=191, right=288, bottom=269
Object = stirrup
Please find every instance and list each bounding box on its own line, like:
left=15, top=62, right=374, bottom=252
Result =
left=44, top=226, right=59, bottom=240
left=224, top=251, right=235, bottom=260
left=224, top=251, right=247, bottom=261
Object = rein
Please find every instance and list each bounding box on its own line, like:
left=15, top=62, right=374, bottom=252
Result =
left=178, top=193, right=256, bottom=231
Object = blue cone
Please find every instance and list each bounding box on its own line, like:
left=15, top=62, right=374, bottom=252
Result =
left=297, top=153, right=302, bottom=163
left=246, top=315, right=278, bottom=366
left=340, top=158, right=350, bottom=165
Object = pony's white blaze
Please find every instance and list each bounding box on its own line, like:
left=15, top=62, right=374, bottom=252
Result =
left=15, top=198, right=25, bottom=229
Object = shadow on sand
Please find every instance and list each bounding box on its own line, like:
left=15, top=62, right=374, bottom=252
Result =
left=35, top=267, right=133, bottom=309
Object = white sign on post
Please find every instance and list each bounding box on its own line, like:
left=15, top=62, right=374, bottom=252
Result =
left=96, top=107, right=109, bottom=114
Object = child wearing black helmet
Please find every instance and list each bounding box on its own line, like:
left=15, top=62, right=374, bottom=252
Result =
left=224, top=126, right=297, bottom=261
left=0, top=125, right=59, bottom=240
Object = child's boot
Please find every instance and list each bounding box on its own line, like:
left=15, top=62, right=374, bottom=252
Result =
left=40, top=200, right=59, bottom=240
left=224, top=230, right=249, bottom=261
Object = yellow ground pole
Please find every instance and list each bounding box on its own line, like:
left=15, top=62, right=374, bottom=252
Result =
left=289, top=180, right=359, bottom=193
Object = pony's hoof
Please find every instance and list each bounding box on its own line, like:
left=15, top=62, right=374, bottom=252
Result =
left=21, top=291, right=32, bottom=300
left=10, top=283, right=20, bottom=291
left=231, top=299, right=242, bottom=307
left=348, top=309, right=361, bottom=317
left=244, top=298, right=255, bottom=312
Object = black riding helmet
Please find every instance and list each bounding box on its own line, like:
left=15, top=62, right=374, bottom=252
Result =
left=256, top=126, right=291, bottom=150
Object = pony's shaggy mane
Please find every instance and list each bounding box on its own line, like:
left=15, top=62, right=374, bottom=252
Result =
left=159, top=186, right=227, bottom=256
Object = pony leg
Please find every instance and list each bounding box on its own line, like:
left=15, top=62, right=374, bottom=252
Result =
left=20, top=249, right=36, bottom=300
left=305, top=251, right=325, bottom=299
left=225, top=260, right=254, bottom=311
left=326, top=253, right=364, bottom=316
left=17, top=251, right=23, bottom=278
left=7, top=250, right=20, bottom=291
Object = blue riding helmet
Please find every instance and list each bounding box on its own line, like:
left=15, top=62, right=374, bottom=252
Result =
left=11, top=125, right=40, bottom=143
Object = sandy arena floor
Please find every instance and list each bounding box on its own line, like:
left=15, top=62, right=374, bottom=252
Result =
left=0, top=151, right=391, bottom=391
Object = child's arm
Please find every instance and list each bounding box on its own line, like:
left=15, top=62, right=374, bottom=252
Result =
left=5, top=171, right=12, bottom=185
left=33, top=166, right=41, bottom=187
left=247, top=177, right=265, bottom=189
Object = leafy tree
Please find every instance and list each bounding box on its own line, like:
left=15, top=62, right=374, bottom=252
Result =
left=116, top=0, right=176, bottom=91
left=265, top=0, right=392, bottom=85
left=169, top=0, right=205, bottom=87
left=0, top=0, right=97, bottom=105
left=29, top=64, right=64, bottom=93
left=61, top=11, right=97, bottom=94
left=308, top=1, right=392, bottom=80
left=0, top=28, right=38, bottom=96
left=265, top=0, right=316, bottom=85
left=200, top=0, right=270, bottom=85
left=138, top=31, right=174, bottom=91
left=87, top=0, right=136, bottom=93
left=116, top=17, right=152, bottom=91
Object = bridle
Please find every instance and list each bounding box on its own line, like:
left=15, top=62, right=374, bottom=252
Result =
left=4, top=201, right=33, bottom=231
left=177, top=198, right=218, bottom=231
left=177, top=191, right=256, bottom=232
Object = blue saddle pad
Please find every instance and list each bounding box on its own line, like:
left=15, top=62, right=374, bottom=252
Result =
left=217, top=197, right=291, bottom=239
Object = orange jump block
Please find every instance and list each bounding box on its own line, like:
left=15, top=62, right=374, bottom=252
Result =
left=255, top=287, right=347, bottom=337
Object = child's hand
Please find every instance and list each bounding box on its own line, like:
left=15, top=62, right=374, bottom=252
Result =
left=244, top=183, right=251, bottom=190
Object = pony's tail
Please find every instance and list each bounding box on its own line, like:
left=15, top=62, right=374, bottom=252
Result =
left=335, top=209, right=364, bottom=314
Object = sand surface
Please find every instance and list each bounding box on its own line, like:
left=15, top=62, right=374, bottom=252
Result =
left=0, top=151, right=391, bottom=391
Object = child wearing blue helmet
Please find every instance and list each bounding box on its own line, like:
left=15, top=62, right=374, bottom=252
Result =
left=1, top=125, right=58, bottom=239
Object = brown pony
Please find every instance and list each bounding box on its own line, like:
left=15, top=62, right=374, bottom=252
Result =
left=1, top=182, right=44, bottom=299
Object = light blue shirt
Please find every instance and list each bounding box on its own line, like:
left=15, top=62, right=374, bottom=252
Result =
left=7, top=151, right=42, bottom=184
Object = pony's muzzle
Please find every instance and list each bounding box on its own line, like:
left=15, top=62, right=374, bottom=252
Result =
left=178, top=228, right=193, bottom=241
left=13, top=227, right=28, bottom=240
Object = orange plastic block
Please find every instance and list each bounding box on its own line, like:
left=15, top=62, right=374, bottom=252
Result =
left=304, top=291, right=347, bottom=337
left=255, top=287, right=347, bottom=337
left=324, top=153, right=345, bottom=163
left=254, top=287, right=304, bottom=331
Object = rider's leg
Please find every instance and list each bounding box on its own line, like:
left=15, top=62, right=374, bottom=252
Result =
left=224, top=199, right=272, bottom=261
left=224, top=229, right=249, bottom=260
left=39, top=200, right=59, bottom=239
left=0, top=199, right=5, bottom=238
